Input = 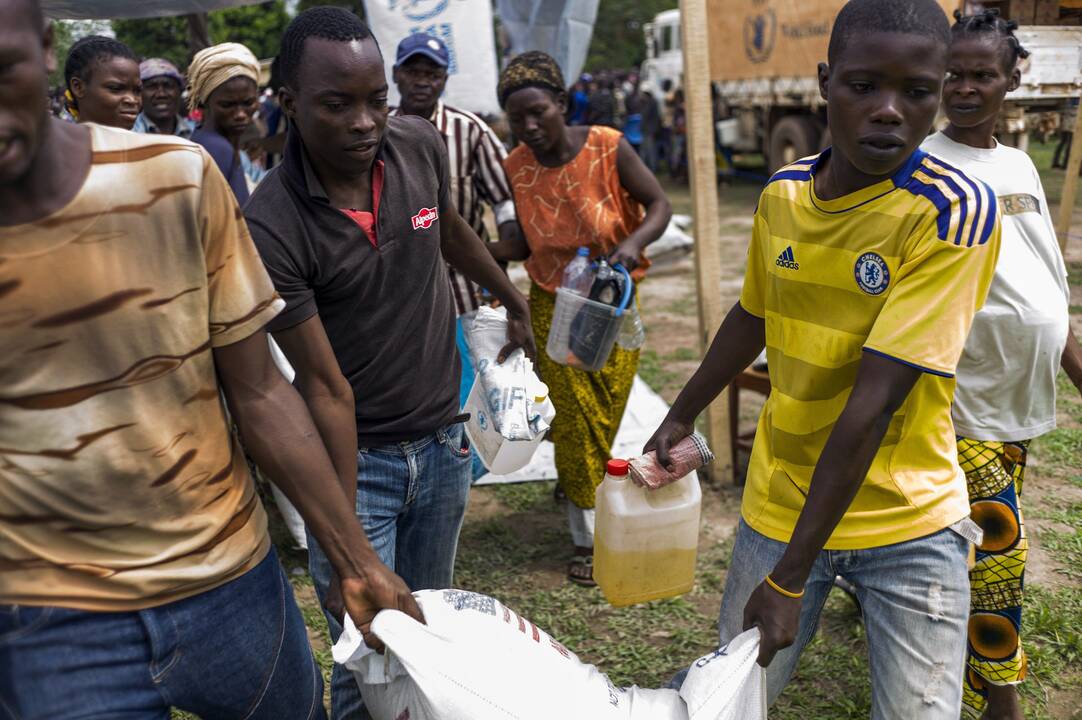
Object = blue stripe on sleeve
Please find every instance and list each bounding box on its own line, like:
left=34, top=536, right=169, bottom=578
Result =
left=901, top=178, right=954, bottom=243
left=862, top=347, right=954, bottom=378
left=915, top=161, right=970, bottom=246
left=926, top=155, right=986, bottom=247
left=767, top=169, right=814, bottom=184
left=977, top=180, right=997, bottom=245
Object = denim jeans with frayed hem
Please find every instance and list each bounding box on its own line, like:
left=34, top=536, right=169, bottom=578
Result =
left=307, top=423, right=472, bottom=720
left=717, top=518, right=970, bottom=719
left=0, top=547, right=324, bottom=720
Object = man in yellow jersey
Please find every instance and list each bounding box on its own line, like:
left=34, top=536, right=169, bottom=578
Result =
left=647, top=0, right=1000, bottom=716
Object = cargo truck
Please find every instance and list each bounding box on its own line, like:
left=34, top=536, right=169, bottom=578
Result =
left=641, top=0, right=1082, bottom=172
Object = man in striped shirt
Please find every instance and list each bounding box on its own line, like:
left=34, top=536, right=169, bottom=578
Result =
left=391, top=33, right=520, bottom=321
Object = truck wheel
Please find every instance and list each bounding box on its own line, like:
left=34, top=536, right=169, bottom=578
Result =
left=768, top=116, right=821, bottom=174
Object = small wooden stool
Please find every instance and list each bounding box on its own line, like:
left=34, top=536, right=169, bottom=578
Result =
left=729, top=368, right=771, bottom=485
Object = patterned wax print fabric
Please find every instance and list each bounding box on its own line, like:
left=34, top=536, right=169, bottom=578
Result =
left=0, top=124, right=284, bottom=611
left=529, top=284, right=637, bottom=510
left=504, top=125, right=648, bottom=293
left=958, top=438, right=1030, bottom=717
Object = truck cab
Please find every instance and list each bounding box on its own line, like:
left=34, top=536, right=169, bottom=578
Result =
left=646, top=2, right=1082, bottom=173
left=641, top=8, right=682, bottom=102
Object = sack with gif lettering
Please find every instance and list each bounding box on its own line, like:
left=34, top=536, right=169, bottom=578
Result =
left=332, top=589, right=766, bottom=720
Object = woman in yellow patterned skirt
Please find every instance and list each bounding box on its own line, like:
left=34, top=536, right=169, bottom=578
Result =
left=921, top=12, right=1082, bottom=717
left=488, top=52, right=671, bottom=585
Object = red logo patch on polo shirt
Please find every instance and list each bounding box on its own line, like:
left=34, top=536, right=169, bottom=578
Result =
left=411, top=207, right=439, bottom=230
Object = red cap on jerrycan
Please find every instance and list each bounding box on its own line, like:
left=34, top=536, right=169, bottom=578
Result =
left=606, top=459, right=629, bottom=476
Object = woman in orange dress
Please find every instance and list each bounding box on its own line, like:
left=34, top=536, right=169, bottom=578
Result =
left=490, top=52, right=672, bottom=585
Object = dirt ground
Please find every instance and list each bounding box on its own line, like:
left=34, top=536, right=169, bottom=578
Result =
left=244, top=142, right=1082, bottom=720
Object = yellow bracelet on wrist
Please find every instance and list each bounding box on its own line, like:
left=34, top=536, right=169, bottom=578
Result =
left=765, top=574, right=805, bottom=599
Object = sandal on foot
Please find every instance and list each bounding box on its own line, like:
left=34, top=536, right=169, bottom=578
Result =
left=567, top=555, right=596, bottom=587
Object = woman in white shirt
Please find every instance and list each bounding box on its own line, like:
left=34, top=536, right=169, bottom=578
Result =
left=922, top=10, right=1082, bottom=719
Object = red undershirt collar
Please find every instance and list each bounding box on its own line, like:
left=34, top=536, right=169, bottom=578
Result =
left=339, top=160, right=384, bottom=247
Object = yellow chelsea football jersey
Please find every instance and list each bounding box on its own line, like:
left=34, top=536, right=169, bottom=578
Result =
left=740, top=148, right=1001, bottom=549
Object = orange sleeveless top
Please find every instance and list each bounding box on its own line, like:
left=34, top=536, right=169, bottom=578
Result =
left=504, top=125, right=649, bottom=294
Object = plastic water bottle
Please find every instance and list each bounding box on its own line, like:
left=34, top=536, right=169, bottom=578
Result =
left=527, top=381, right=556, bottom=435
left=617, top=300, right=645, bottom=350
left=561, top=247, right=594, bottom=296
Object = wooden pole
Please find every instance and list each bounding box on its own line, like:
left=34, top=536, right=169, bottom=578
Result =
left=1055, top=101, right=1082, bottom=254
left=680, top=0, right=732, bottom=484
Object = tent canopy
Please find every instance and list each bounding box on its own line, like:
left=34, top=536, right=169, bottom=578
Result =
left=41, top=0, right=266, bottom=20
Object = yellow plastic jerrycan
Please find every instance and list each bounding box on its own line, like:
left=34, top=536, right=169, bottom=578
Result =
left=593, top=458, right=702, bottom=607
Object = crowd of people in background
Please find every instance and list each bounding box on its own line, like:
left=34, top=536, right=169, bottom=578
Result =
left=4, top=0, right=1082, bottom=719
left=568, top=70, right=686, bottom=181
left=47, top=38, right=693, bottom=186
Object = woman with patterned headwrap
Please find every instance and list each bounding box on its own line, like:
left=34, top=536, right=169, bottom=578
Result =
left=188, top=43, right=261, bottom=203
left=488, top=51, right=672, bottom=586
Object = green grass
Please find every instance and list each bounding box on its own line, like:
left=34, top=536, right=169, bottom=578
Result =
left=1067, top=262, right=1082, bottom=289
left=490, top=479, right=555, bottom=512
left=666, top=346, right=700, bottom=362
left=638, top=349, right=681, bottom=393
left=663, top=295, right=698, bottom=316
left=1030, top=138, right=1064, bottom=207
left=1033, top=428, right=1082, bottom=469
left=1018, top=585, right=1082, bottom=717
left=1033, top=501, right=1082, bottom=583
left=772, top=592, right=872, bottom=719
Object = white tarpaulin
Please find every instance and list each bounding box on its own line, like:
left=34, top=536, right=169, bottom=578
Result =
left=41, top=0, right=265, bottom=19
left=363, top=0, right=501, bottom=116
left=497, top=0, right=599, bottom=89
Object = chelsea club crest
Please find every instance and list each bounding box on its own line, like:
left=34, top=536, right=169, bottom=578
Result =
left=854, top=252, right=890, bottom=295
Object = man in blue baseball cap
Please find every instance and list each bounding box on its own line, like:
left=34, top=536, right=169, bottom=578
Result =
left=392, top=32, right=522, bottom=425
left=133, top=58, right=194, bottom=138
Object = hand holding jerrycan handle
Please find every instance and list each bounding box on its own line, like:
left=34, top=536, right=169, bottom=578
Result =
left=594, top=458, right=702, bottom=607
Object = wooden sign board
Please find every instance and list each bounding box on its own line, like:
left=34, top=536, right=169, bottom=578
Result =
left=708, top=0, right=961, bottom=82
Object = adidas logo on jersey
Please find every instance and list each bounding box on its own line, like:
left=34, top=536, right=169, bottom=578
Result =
left=775, top=246, right=799, bottom=270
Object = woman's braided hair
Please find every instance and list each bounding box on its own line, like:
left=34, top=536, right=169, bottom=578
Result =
left=951, top=8, right=1030, bottom=69
left=63, top=35, right=137, bottom=112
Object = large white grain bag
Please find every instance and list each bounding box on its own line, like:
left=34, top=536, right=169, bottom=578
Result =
left=680, top=626, right=767, bottom=720
left=332, top=589, right=765, bottom=720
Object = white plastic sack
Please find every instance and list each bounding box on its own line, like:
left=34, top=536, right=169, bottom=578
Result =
left=332, top=589, right=766, bottom=720
left=646, top=214, right=695, bottom=261
left=680, top=628, right=767, bottom=720
left=465, top=307, right=548, bottom=441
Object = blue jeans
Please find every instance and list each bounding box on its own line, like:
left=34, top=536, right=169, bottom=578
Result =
left=0, top=547, right=324, bottom=719
left=717, top=519, right=970, bottom=719
left=308, top=423, right=472, bottom=720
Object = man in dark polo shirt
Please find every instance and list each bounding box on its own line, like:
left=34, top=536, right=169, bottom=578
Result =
left=244, top=8, right=534, bottom=718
